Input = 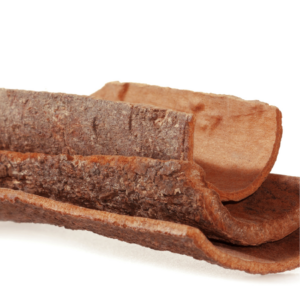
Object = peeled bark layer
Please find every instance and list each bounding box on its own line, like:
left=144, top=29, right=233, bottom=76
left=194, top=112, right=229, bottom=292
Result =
left=0, top=188, right=298, bottom=275
left=0, top=87, right=297, bottom=274
left=0, top=88, right=194, bottom=161
left=91, top=82, right=282, bottom=201
left=0, top=150, right=298, bottom=246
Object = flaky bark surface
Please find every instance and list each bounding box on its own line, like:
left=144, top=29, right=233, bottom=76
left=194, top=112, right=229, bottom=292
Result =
left=0, top=89, right=194, bottom=161
left=0, top=150, right=298, bottom=246
left=0, top=188, right=298, bottom=275
left=91, top=82, right=282, bottom=201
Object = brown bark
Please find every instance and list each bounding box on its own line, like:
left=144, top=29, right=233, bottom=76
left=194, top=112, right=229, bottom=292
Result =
left=0, top=88, right=194, bottom=161
left=0, top=188, right=298, bottom=275
left=91, top=82, right=282, bottom=201
left=0, top=150, right=298, bottom=246
left=0, top=87, right=297, bottom=274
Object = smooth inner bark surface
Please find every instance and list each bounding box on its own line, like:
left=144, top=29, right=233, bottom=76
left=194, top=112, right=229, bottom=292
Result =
left=91, top=82, right=282, bottom=201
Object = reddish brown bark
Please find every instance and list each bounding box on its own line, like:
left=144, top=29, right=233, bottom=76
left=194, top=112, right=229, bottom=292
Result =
left=91, top=82, right=282, bottom=201
left=0, top=86, right=297, bottom=274
left=0, top=188, right=298, bottom=275
left=0, top=150, right=298, bottom=246
left=0, top=89, right=194, bottom=161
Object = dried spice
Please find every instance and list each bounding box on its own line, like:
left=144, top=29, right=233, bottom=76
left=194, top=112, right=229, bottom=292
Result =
left=0, top=89, right=194, bottom=161
left=0, top=150, right=298, bottom=246
left=0, top=187, right=298, bottom=275
left=91, top=82, right=282, bottom=201
left=0, top=86, right=298, bottom=274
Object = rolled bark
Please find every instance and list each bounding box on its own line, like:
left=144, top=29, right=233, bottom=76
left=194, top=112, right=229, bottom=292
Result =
left=0, top=150, right=298, bottom=246
left=0, top=88, right=194, bottom=161
left=0, top=188, right=298, bottom=275
left=0, top=87, right=297, bottom=274
left=91, top=82, right=282, bottom=201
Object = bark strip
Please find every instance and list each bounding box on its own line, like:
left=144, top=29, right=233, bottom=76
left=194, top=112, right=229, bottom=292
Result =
left=91, top=82, right=282, bottom=201
left=0, top=188, right=298, bottom=275
left=0, top=89, right=194, bottom=161
left=0, top=150, right=298, bottom=246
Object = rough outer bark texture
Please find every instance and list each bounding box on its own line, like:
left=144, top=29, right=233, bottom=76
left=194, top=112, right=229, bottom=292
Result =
left=0, top=188, right=298, bottom=275
left=0, top=89, right=194, bottom=161
left=0, top=150, right=298, bottom=246
left=91, top=82, right=282, bottom=201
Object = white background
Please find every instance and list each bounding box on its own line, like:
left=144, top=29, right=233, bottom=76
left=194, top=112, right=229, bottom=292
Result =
left=0, top=1, right=299, bottom=299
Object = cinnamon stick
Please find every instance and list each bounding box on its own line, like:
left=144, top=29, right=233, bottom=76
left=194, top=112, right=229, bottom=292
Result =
left=91, top=82, right=282, bottom=201
left=0, top=187, right=298, bottom=275
left=0, top=89, right=194, bottom=161
left=0, top=150, right=298, bottom=246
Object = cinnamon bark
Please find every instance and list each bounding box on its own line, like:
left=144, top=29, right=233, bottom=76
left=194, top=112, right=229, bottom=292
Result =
left=91, top=82, right=282, bottom=201
left=0, top=89, right=194, bottom=161
left=0, top=150, right=298, bottom=246
left=0, top=188, right=298, bottom=275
